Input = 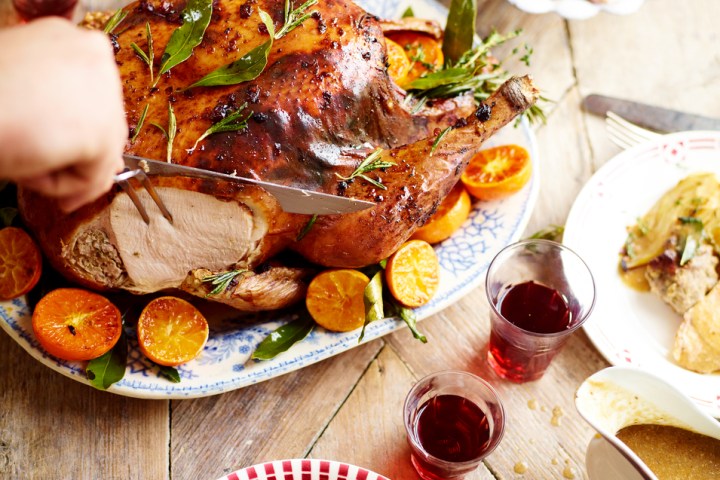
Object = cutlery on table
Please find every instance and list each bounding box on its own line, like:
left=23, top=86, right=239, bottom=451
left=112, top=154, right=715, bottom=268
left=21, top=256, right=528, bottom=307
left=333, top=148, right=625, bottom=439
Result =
left=583, top=94, right=720, bottom=133
left=115, top=154, right=376, bottom=224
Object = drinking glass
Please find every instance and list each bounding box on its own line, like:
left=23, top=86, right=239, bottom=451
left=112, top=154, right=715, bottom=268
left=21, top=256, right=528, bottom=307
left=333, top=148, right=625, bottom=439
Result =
left=403, top=370, right=505, bottom=480
left=485, top=239, right=596, bottom=383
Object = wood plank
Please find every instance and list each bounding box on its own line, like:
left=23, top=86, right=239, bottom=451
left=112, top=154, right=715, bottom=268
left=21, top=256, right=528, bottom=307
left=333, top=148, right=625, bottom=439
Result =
left=171, top=340, right=383, bottom=479
left=0, top=330, right=168, bottom=479
left=310, top=346, right=496, bottom=480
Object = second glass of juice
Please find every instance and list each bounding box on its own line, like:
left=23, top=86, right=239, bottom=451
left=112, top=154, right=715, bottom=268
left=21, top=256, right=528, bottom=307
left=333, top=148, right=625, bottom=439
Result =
left=485, top=239, right=596, bottom=383
left=403, top=370, right=505, bottom=480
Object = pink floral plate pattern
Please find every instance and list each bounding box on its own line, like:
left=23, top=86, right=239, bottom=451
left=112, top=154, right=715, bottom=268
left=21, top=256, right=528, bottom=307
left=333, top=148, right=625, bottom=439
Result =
left=217, top=459, right=390, bottom=480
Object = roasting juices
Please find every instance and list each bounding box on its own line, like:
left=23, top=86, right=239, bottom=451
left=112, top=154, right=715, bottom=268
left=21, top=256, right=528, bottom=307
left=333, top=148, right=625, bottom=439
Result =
left=488, top=281, right=573, bottom=382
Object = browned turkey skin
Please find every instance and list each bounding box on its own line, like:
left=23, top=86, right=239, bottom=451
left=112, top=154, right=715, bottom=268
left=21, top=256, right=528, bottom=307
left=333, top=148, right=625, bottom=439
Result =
left=18, top=0, right=538, bottom=311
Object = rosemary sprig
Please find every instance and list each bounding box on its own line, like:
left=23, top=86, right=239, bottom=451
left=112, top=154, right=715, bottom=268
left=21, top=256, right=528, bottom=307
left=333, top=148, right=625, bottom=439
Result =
left=202, top=269, right=248, bottom=296
left=103, top=8, right=127, bottom=34
left=189, top=103, right=251, bottom=151
left=335, top=149, right=396, bottom=190
left=130, top=104, right=150, bottom=144
left=130, top=22, right=154, bottom=84
left=430, top=127, right=451, bottom=155
left=150, top=103, right=176, bottom=163
left=296, top=214, right=318, bottom=241
left=275, top=0, right=319, bottom=39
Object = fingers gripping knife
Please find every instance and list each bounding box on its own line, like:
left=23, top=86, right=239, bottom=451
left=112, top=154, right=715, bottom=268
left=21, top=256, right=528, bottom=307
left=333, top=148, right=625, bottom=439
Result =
left=113, top=154, right=375, bottom=224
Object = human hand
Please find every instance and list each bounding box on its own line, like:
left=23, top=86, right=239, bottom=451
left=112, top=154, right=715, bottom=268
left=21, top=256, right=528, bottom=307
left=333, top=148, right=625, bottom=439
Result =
left=0, top=17, right=127, bottom=212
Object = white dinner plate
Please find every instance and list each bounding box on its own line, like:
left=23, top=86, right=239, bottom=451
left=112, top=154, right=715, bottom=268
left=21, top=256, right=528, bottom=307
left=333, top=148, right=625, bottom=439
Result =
left=0, top=0, right=539, bottom=399
left=564, top=130, right=720, bottom=417
left=216, top=459, right=389, bottom=480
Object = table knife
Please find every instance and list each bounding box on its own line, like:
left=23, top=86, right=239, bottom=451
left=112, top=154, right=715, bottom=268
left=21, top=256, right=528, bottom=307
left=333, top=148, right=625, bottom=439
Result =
left=583, top=94, right=720, bottom=133
left=122, top=154, right=375, bottom=215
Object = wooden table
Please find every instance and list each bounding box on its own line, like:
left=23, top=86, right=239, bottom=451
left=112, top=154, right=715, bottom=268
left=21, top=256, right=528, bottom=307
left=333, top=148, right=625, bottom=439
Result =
left=1, top=0, right=718, bottom=478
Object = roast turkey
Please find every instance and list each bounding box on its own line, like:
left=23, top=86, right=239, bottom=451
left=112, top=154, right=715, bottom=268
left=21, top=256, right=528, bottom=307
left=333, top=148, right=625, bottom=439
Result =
left=19, top=0, right=538, bottom=311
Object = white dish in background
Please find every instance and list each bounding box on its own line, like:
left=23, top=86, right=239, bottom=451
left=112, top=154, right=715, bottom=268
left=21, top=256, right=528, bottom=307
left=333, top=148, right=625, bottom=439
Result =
left=575, top=366, right=720, bottom=480
left=564, top=130, right=720, bottom=417
left=508, top=0, right=645, bottom=20
left=0, top=0, right=540, bottom=399
left=216, top=459, right=389, bottom=480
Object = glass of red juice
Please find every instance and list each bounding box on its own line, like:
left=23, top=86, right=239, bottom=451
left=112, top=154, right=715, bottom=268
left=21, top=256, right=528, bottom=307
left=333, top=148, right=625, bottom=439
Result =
left=11, top=0, right=79, bottom=22
left=403, top=370, right=505, bottom=480
left=485, top=239, right=596, bottom=383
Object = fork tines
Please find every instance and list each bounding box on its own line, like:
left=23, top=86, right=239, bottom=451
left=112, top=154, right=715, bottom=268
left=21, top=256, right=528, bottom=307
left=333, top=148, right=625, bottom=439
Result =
left=605, top=111, right=662, bottom=149
left=114, top=169, right=174, bottom=225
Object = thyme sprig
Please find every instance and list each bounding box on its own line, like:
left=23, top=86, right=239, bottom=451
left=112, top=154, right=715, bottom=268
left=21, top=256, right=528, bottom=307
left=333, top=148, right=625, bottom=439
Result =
left=335, top=148, right=396, bottom=190
left=202, top=269, right=248, bottom=296
left=130, top=104, right=150, bottom=144
left=189, top=103, right=252, bottom=151
left=150, top=102, right=176, bottom=163
left=130, top=22, right=154, bottom=84
left=275, top=0, right=319, bottom=39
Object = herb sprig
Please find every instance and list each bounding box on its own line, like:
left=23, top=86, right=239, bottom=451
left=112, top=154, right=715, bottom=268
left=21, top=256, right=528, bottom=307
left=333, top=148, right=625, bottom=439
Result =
left=190, top=103, right=252, bottom=151
left=335, top=149, right=396, bottom=190
left=275, top=0, right=319, bottom=39
left=103, top=8, right=127, bottom=34
left=202, top=269, right=248, bottom=296
left=130, top=104, right=150, bottom=144
left=130, top=22, right=154, bottom=84
left=150, top=103, right=177, bottom=163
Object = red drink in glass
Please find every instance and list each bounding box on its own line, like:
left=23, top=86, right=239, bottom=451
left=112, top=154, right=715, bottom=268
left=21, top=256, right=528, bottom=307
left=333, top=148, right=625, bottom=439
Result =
left=485, top=240, right=596, bottom=383
left=404, top=371, right=505, bottom=480
left=12, top=0, right=79, bottom=22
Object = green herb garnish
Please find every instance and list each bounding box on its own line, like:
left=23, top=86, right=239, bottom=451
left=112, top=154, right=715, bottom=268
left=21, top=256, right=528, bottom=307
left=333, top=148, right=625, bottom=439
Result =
left=86, top=328, right=127, bottom=390
left=335, top=149, right=396, bottom=190
left=190, top=103, right=251, bottom=151
left=103, top=8, right=127, bottom=34
left=150, top=103, right=177, bottom=162
left=158, top=366, right=181, bottom=383
left=202, top=269, right=248, bottom=296
left=252, top=312, right=315, bottom=360
left=130, top=104, right=150, bottom=144
left=526, top=225, right=564, bottom=242
left=156, top=0, right=213, bottom=87
left=275, top=0, right=319, bottom=39
left=387, top=297, right=427, bottom=343
left=0, top=207, right=18, bottom=227
left=131, top=22, right=154, bottom=84
left=442, top=0, right=477, bottom=64
left=679, top=216, right=705, bottom=266
left=296, top=214, right=318, bottom=241
left=401, top=6, right=415, bottom=18
left=430, top=127, right=452, bottom=155
left=359, top=270, right=384, bottom=342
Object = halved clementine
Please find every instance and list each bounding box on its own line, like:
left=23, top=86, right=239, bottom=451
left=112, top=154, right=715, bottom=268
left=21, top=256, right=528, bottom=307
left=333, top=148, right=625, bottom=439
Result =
left=386, top=240, right=440, bottom=308
left=137, top=296, right=209, bottom=367
left=32, top=288, right=122, bottom=361
left=306, top=269, right=370, bottom=332
left=412, top=182, right=472, bottom=244
left=385, top=38, right=411, bottom=85
left=461, top=144, right=532, bottom=201
left=0, top=227, right=42, bottom=301
left=386, top=32, right=444, bottom=86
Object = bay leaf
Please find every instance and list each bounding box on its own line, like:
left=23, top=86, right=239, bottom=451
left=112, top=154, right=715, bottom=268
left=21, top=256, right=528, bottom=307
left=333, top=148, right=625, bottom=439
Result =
left=157, top=0, right=213, bottom=81
left=252, top=311, right=314, bottom=360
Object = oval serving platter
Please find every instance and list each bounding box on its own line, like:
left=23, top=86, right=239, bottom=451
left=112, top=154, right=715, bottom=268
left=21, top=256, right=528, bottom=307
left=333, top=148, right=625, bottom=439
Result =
left=0, top=0, right=540, bottom=399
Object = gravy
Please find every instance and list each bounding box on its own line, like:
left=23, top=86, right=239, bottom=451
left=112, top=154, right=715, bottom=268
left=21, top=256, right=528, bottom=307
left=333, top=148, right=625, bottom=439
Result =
left=616, top=424, right=720, bottom=479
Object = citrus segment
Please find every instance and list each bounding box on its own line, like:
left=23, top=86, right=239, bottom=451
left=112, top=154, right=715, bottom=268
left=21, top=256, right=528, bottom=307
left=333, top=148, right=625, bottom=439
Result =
left=306, top=269, right=370, bottom=332
left=137, top=296, right=209, bottom=366
left=386, top=240, right=440, bottom=308
left=461, top=144, right=532, bottom=201
left=32, top=288, right=122, bottom=361
left=385, top=38, right=411, bottom=85
left=386, top=32, right=444, bottom=85
left=0, top=227, right=42, bottom=300
left=412, top=182, right=472, bottom=244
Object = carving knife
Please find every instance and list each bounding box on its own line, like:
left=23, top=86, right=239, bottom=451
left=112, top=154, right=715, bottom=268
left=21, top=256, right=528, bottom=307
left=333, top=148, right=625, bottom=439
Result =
left=583, top=94, right=720, bottom=133
left=121, top=154, right=375, bottom=215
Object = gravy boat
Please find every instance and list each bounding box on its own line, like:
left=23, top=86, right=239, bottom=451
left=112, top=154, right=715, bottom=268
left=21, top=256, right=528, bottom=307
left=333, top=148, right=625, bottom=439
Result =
left=575, top=366, right=720, bottom=480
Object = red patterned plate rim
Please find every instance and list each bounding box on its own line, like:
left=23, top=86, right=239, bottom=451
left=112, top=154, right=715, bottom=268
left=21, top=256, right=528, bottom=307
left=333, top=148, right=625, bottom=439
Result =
left=217, top=459, right=391, bottom=480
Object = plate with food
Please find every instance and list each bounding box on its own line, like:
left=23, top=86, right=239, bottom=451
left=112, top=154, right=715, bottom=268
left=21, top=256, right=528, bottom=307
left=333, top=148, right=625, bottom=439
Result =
left=216, top=459, right=389, bottom=480
left=0, top=0, right=540, bottom=398
left=564, top=130, right=720, bottom=417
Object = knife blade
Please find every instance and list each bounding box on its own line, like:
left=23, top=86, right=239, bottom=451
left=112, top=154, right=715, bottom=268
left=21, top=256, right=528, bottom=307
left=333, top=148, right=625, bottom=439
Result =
left=583, top=94, right=720, bottom=133
left=122, top=154, right=375, bottom=215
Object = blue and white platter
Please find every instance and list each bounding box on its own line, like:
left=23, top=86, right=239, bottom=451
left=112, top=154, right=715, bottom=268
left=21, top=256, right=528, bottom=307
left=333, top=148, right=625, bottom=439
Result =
left=0, top=0, right=539, bottom=399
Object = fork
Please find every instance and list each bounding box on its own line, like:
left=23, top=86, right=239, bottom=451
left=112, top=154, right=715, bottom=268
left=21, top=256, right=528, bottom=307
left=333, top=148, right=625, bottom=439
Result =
left=114, top=168, right=174, bottom=225
left=605, top=111, right=662, bottom=149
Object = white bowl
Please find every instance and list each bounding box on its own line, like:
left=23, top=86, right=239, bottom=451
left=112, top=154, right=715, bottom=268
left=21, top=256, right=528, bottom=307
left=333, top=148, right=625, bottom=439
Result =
left=507, top=0, right=645, bottom=20
left=575, top=366, right=720, bottom=480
